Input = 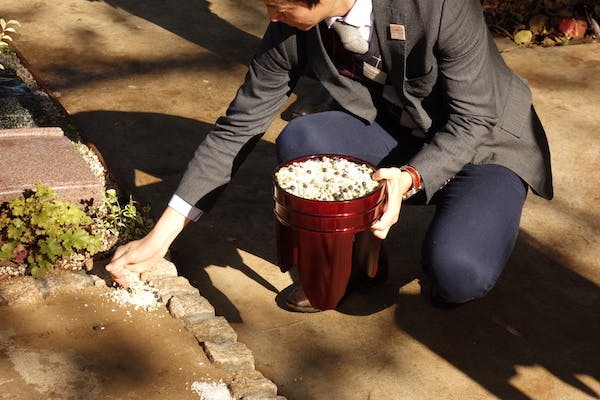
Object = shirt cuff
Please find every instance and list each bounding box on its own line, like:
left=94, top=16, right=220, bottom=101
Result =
left=168, top=194, right=204, bottom=222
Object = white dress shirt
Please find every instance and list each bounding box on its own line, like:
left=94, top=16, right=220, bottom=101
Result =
left=326, top=0, right=373, bottom=41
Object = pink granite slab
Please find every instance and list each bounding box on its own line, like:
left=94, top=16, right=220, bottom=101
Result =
left=0, top=127, right=104, bottom=206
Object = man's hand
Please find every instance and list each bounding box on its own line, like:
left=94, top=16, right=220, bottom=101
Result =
left=105, top=206, right=189, bottom=287
left=370, top=167, right=413, bottom=239
left=106, top=237, right=168, bottom=287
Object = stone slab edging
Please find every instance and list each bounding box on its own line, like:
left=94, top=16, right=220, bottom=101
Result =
left=0, top=259, right=286, bottom=400
left=0, top=127, right=105, bottom=206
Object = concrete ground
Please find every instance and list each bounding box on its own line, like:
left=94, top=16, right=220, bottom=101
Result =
left=0, top=285, right=228, bottom=400
left=2, top=0, right=599, bottom=399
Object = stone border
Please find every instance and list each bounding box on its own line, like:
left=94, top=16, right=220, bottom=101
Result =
left=0, top=260, right=286, bottom=400
left=143, top=259, right=286, bottom=400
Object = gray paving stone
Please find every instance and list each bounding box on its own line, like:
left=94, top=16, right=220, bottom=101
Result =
left=0, top=127, right=104, bottom=205
left=91, top=274, right=109, bottom=287
left=0, top=276, right=45, bottom=305
left=228, top=370, right=278, bottom=400
left=150, top=276, right=198, bottom=302
left=203, top=341, right=255, bottom=372
left=167, top=293, right=215, bottom=324
left=41, top=270, right=94, bottom=295
left=187, top=316, right=238, bottom=344
left=140, top=258, right=179, bottom=282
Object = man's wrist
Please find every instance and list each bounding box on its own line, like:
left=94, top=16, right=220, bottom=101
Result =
left=148, top=206, right=190, bottom=245
left=400, top=165, right=423, bottom=200
left=168, top=194, right=203, bottom=221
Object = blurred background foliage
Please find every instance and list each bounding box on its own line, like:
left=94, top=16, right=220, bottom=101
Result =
left=481, top=0, right=599, bottom=45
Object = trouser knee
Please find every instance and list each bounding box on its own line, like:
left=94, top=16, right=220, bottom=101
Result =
left=275, top=117, right=315, bottom=163
left=423, top=250, right=503, bottom=304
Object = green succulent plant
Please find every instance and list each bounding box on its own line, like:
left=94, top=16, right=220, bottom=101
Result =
left=0, top=185, right=102, bottom=276
left=0, top=185, right=154, bottom=277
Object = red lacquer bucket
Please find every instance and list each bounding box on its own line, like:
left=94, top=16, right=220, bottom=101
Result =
left=273, top=154, right=386, bottom=310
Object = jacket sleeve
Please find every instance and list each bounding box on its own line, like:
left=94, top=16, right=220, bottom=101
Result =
left=407, top=0, right=501, bottom=200
left=174, top=23, right=302, bottom=211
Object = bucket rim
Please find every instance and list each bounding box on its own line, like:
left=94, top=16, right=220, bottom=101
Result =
left=272, top=153, right=383, bottom=204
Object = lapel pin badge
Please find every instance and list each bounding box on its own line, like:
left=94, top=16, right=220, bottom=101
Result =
left=390, top=24, right=406, bottom=41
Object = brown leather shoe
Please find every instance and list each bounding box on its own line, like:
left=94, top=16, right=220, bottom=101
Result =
left=285, top=285, right=322, bottom=313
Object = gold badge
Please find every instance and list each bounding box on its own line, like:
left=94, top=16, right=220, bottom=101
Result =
left=390, top=24, right=406, bottom=40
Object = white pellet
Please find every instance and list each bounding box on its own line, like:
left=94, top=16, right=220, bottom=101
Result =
left=275, top=156, right=379, bottom=201
left=191, top=381, right=233, bottom=400
left=104, top=273, right=161, bottom=311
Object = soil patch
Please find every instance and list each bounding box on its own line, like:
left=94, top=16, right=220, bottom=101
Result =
left=0, top=286, right=229, bottom=399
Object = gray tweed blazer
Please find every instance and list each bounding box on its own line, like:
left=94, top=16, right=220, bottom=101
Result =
left=176, top=0, right=553, bottom=210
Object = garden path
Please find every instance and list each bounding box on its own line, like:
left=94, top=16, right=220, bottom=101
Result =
left=1, top=1, right=599, bottom=399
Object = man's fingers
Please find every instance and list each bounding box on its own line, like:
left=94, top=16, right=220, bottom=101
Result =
left=114, top=276, right=131, bottom=288
left=372, top=216, right=398, bottom=238
left=105, top=263, right=130, bottom=287
left=371, top=212, right=394, bottom=239
left=370, top=168, right=404, bottom=240
left=375, top=199, right=400, bottom=227
left=127, top=260, right=155, bottom=273
left=111, top=245, right=127, bottom=260
left=106, top=256, right=126, bottom=273
left=372, top=229, right=388, bottom=240
left=370, top=225, right=390, bottom=240
left=107, top=241, right=139, bottom=272
left=106, top=245, right=137, bottom=284
left=372, top=167, right=402, bottom=181
left=111, top=242, right=132, bottom=261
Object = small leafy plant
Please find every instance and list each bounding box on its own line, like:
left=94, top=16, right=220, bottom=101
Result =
left=0, top=185, right=155, bottom=277
left=92, top=189, right=154, bottom=246
left=0, top=18, right=20, bottom=70
left=0, top=184, right=102, bottom=276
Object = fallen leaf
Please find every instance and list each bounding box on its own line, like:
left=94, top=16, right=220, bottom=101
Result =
left=559, top=18, right=588, bottom=39
left=514, top=30, right=533, bottom=44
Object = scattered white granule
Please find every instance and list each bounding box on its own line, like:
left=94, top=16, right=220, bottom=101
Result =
left=275, top=156, right=379, bottom=201
left=191, top=381, right=233, bottom=400
left=105, top=273, right=161, bottom=311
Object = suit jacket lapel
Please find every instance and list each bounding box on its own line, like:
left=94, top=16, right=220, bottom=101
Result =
left=306, top=23, right=338, bottom=87
left=373, top=0, right=406, bottom=93
left=306, top=22, right=377, bottom=122
left=375, top=1, right=431, bottom=130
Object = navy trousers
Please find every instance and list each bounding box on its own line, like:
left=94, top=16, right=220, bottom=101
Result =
left=276, top=111, right=527, bottom=303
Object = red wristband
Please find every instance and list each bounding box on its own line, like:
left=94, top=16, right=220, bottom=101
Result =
left=400, top=165, right=422, bottom=199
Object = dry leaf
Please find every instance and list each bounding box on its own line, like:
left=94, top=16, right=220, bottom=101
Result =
left=514, top=30, right=533, bottom=44
left=559, top=18, right=588, bottom=39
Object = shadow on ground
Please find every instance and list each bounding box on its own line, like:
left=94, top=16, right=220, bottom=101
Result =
left=392, top=230, right=600, bottom=399
left=100, top=0, right=264, bottom=65
left=6, top=0, right=264, bottom=94
left=71, top=110, right=210, bottom=210
left=248, top=229, right=600, bottom=399
left=0, top=287, right=215, bottom=399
